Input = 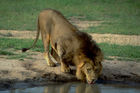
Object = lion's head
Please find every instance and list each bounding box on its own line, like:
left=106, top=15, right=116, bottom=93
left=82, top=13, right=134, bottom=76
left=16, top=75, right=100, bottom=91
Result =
left=80, top=62, right=102, bottom=84
left=76, top=52, right=103, bottom=84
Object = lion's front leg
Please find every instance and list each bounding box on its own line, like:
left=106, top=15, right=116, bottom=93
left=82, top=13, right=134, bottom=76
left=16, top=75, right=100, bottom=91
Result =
left=57, top=44, right=71, bottom=73
left=76, top=68, right=86, bottom=82
left=60, top=61, right=71, bottom=73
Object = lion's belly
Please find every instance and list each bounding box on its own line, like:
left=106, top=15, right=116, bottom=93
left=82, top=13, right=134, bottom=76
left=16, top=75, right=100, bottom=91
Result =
left=51, top=39, right=76, bottom=64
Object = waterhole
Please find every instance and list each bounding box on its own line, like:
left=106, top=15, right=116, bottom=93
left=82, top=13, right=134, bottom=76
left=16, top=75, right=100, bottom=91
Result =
left=0, top=81, right=140, bottom=93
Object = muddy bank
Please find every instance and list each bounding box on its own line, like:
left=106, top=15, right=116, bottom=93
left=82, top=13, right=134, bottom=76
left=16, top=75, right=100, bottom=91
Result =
left=0, top=52, right=140, bottom=88
left=101, top=60, right=140, bottom=83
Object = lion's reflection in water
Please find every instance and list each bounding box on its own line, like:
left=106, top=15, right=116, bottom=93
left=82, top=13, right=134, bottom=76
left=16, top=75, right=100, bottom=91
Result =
left=44, top=82, right=100, bottom=93
left=8, top=82, right=100, bottom=93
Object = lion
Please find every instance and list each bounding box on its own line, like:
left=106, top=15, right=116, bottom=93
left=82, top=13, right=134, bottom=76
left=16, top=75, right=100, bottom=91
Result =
left=22, top=9, right=103, bottom=84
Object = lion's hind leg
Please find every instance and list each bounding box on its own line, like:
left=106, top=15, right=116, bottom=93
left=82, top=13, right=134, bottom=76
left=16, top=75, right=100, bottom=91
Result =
left=44, top=53, right=56, bottom=67
left=51, top=48, right=60, bottom=63
left=42, top=32, right=56, bottom=67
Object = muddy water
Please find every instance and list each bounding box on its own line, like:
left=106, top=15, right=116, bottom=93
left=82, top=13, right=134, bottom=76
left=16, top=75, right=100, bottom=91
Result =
left=0, top=82, right=140, bottom=93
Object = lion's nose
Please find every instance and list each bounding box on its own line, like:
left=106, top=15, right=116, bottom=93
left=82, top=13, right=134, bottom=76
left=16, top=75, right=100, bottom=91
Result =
left=92, top=79, right=97, bottom=83
left=92, top=79, right=95, bottom=82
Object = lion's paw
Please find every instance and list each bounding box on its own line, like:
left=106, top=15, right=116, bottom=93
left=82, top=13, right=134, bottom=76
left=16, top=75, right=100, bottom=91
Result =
left=61, top=67, right=71, bottom=73
left=47, top=62, right=56, bottom=67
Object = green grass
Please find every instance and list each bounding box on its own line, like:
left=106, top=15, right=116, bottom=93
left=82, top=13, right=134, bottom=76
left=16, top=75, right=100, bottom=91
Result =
left=0, top=38, right=43, bottom=60
left=85, top=21, right=140, bottom=35
left=0, top=49, right=32, bottom=60
left=0, top=0, right=140, bottom=35
left=0, top=50, right=15, bottom=55
left=0, top=38, right=140, bottom=61
left=0, top=38, right=44, bottom=52
left=99, top=43, right=140, bottom=61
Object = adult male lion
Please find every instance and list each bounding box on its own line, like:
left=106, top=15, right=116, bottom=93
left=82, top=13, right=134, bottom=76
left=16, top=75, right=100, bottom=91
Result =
left=22, top=9, right=103, bottom=84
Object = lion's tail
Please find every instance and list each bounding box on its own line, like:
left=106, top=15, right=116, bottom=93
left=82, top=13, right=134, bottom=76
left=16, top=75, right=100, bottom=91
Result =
left=22, top=19, right=40, bottom=52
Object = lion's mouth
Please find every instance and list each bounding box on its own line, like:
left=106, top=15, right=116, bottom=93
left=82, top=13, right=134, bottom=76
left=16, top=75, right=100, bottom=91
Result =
left=88, top=81, right=94, bottom=84
left=87, top=80, right=95, bottom=84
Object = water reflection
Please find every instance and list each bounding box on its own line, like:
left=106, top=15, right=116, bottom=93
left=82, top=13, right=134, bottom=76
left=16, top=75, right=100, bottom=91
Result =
left=1, top=82, right=140, bottom=93
left=44, top=83, right=100, bottom=93
left=8, top=82, right=100, bottom=93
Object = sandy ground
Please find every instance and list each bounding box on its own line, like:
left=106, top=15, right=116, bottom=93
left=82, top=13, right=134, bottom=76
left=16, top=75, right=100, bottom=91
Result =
left=0, top=30, right=140, bottom=46
left=0, top=51, right=140, bottom=87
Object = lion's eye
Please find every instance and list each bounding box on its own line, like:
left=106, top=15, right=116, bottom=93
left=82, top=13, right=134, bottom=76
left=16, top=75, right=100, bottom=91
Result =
left=95, top=69, right=98, bottom=73
left=87, top=68, right=91, bottom=73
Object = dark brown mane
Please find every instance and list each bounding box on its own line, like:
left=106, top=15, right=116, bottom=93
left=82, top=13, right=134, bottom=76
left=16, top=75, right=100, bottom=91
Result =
left=76, top=31, right=102, bottom=61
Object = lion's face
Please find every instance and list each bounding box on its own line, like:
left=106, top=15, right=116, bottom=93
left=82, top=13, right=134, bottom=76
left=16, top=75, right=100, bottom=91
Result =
left=76, top=53, right=103, bottom=84
left=82, top=62, right=102, bottom=84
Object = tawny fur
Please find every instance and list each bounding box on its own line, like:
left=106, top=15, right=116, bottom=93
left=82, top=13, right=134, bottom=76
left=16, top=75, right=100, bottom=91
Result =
left=22, top=9, right=103, bottom=83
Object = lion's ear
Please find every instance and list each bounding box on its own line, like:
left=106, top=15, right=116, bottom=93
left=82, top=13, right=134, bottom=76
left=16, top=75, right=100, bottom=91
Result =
left=78, top=62, right=85, bottom=68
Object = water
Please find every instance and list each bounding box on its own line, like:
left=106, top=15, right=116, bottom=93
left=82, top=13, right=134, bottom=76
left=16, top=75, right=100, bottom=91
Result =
left=0, top=82, right=140, bottom=93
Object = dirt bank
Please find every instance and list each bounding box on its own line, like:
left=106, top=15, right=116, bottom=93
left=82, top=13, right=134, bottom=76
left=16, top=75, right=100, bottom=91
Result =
left=0, top=52, right=140, bottom=88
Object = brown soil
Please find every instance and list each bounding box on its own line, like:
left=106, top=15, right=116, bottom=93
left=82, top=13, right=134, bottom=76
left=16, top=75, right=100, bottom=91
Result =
left=0, top=52, right=140, bottom=85
left=69, top=16, right=103, bottom=30
left=0, top=30, right=140, bottom=46
left=91, top=34, right=140, bottom=46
